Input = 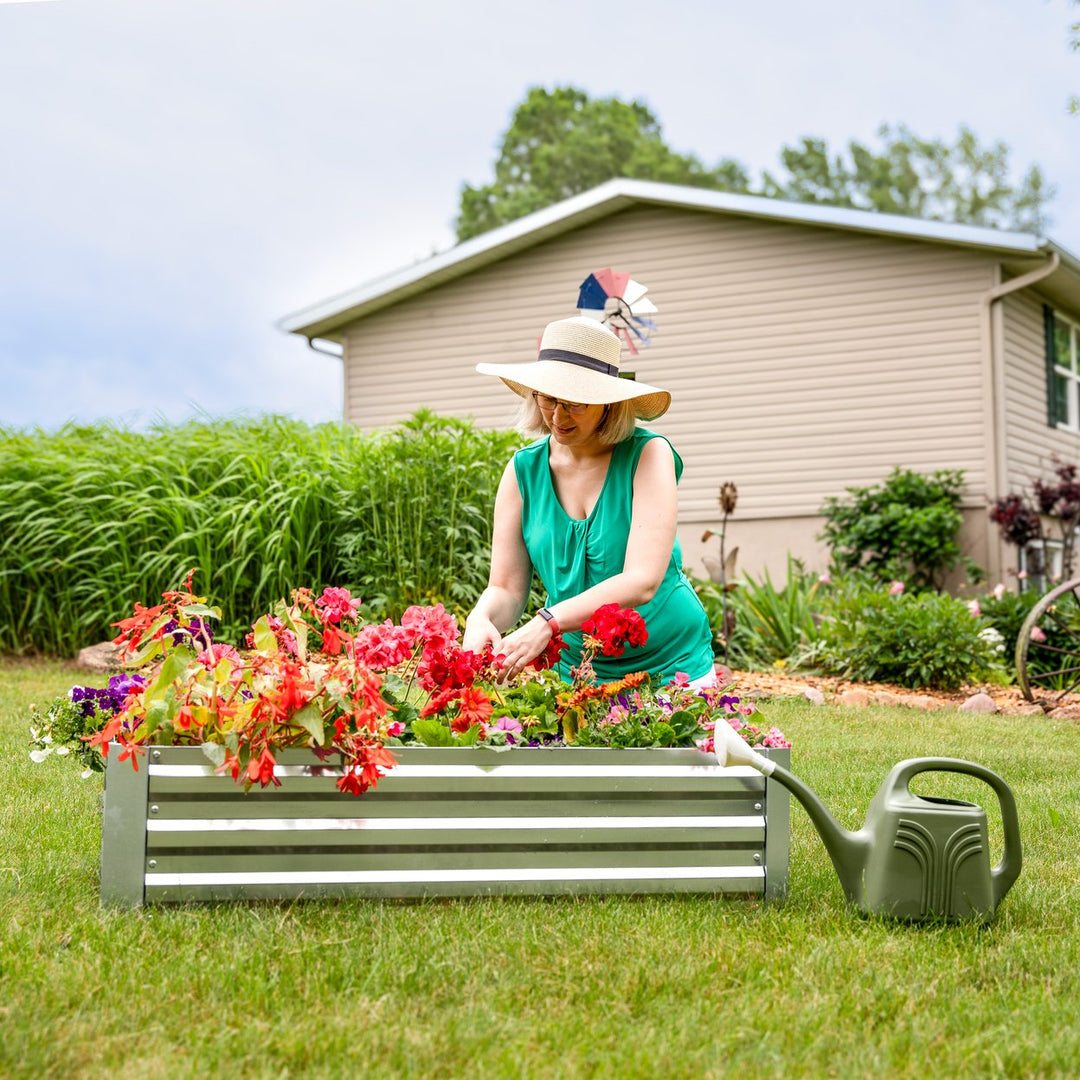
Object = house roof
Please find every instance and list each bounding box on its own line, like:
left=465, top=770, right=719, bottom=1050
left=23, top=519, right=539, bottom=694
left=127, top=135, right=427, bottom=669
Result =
left=280, top=178, right=1080, bottom=343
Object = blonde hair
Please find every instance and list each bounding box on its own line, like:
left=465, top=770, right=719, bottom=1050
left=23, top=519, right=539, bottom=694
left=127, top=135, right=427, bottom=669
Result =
left=514, top=397, right=638, bottom=445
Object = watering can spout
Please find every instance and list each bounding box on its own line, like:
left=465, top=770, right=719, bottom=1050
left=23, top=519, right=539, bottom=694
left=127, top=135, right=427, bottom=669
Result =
left=713, top=721, right=870, bottom=904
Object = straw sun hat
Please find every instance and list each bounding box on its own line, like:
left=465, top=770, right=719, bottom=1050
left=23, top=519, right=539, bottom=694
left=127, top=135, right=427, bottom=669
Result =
left=475, top=315, right=671, bottom=421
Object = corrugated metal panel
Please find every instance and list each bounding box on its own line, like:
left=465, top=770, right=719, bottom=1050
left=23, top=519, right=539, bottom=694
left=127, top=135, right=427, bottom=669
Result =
left=1001, top=291, right=1080, bottom=492
left=342, top=205, right=995, bottom=522
left=100, top=746, right=790, bottom=905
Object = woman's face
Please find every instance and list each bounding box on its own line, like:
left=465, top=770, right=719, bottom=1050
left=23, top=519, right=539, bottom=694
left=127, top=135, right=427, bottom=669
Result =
left=538, top=397, right=607, bottom=446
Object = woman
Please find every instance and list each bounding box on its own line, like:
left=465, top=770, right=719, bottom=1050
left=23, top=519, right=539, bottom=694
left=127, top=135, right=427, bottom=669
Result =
left=462, top=313, right=715, bottom=687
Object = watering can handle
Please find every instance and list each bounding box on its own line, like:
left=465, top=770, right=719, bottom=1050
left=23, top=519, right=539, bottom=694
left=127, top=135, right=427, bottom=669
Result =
left=890, top=758, right=1022, bottom=906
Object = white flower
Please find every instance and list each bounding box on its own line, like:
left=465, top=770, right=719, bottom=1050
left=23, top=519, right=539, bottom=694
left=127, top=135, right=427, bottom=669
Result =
left=993, top=583, right=1006, bottom=601
left=81, top=768, right=95, bottom=780
left=978, top=626, right=1005, bottom=654
left=55, top=746, right=70, bottom=756
left=29, top=748, right=53, bottom=763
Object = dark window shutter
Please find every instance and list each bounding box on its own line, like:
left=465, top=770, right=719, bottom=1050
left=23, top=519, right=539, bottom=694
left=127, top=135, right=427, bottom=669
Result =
left=1045, top=304, right=1066, bottom=426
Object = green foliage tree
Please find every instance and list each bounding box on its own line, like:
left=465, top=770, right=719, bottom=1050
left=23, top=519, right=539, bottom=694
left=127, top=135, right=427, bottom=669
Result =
left=455, top=86, right=751, bottom=241
left=819, top=467, right=971, bottom=591
left=1070, top=0, right=1080, bottom=116
left=761, top=124, right=1054, bottom=233
left=458, top=87, right=1055, bottom=241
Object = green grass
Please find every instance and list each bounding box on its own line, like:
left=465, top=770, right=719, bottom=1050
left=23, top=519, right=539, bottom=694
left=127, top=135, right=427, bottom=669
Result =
left=3, top=662, right=1079, bottom=1079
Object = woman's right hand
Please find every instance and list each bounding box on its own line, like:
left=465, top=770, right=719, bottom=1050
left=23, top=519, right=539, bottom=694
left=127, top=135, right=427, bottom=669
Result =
left=462, top=616, right=502, bottom=657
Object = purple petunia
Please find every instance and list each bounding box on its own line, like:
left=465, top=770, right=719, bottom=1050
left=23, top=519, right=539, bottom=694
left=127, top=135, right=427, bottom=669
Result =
left=69, top=673, right=146, bottom=719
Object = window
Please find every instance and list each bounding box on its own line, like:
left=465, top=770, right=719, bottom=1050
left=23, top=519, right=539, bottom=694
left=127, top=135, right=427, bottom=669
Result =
left=1046, top=305, right=1080, bottom=430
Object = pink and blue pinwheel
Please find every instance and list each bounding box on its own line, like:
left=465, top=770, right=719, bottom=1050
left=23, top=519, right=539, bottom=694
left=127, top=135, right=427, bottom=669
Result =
left=576, top=268, right=659, bottom=354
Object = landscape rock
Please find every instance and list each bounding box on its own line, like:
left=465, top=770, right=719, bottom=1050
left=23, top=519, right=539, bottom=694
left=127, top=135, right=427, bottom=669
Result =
left=801, top=686, right=826, bottom=706
left=1047, top=704, right=1080, bottom=720
left=76, top=641, right=123, bottom=673
left=898, top=695, right=941, bottom=712
left=838, top=689, right=871, bottom=707
left=870, top=690, right=904, bottom=707
left=1005, top=703, right=1046, bottom=716
left=958, top=692, right=998, bottom=714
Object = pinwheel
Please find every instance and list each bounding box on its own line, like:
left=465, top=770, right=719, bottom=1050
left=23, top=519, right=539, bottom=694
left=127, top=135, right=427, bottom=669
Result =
left=576, top=268, right=658, bottom=354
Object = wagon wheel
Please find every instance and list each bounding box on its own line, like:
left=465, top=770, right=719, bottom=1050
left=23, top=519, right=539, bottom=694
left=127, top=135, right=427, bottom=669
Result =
left=1016, top=576, right=1080, bottom=703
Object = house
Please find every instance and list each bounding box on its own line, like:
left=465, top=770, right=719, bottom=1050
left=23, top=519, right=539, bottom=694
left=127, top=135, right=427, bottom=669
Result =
left=280, top=179, right=1080, bottom=587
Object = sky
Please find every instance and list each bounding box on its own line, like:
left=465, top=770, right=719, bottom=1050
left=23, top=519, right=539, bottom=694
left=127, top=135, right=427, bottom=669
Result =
left=2, top=0, right=1078, bottom=431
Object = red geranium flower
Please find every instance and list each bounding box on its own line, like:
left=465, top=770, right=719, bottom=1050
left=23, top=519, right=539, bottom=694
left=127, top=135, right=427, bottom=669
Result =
left=581, top=604, right=648, bottom=658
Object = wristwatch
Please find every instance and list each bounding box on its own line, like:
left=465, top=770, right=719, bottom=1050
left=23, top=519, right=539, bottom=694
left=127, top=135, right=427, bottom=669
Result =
left=537, top=607, right=561, bottom=636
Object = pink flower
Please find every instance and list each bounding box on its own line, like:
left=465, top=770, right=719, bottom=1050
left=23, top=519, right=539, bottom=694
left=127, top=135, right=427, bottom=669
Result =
left=401, top=604, right=459, bottom=656
left=888, top=580, right=905, bottom=596
left=669, top=671, right=691, bottom=688
left=317, top=587, right=362, bottom=625
left=993, top=583, right=1006, bottom=601
left=352, top=621, right=417, bottom=668
left=968, top=600, right=981, bottom=618
left=196, top=643, right=242, bottom=669
left=1030, top=625, right=1047, bottom=643
left=1018, top=570, right=1029, bottom=580
left=818, top=572, right=831, bottom=585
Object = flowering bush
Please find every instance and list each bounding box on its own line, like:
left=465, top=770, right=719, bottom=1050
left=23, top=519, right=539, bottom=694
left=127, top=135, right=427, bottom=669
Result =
left=29, top=573, right=788, bottom=796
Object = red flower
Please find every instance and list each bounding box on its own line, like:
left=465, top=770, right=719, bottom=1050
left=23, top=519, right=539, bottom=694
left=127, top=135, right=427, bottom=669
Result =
left=453, top=688, right=493, bottom=732
left=115, top=737, right=147, bottom=771
left=528, top=631, right=568, bottom=672
left=246, top=747, right=280, bottom=788
left=110, top=602, right=166, bottom=650
left=418, top=644, right=486, bottom=692
left=581, top=604, right=648, bottom=658
left=336, top=743, right=397, bottom=796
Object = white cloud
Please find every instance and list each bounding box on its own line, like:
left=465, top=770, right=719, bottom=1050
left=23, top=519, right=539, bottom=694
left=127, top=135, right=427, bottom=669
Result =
left=2, top=0, right=1078, bottom=429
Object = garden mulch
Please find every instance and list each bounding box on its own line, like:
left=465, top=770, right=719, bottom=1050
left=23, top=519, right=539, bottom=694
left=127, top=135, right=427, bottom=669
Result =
left=720, top=665, right=1080, bottom=719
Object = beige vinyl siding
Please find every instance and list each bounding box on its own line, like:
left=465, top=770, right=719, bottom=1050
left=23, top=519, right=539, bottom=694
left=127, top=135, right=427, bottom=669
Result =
left=1001, top=290, right=1080, bottom=493
left=343, top=205, right=996, bottom=531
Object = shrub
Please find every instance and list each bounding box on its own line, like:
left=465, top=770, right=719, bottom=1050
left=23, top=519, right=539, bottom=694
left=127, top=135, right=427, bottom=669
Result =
left=817, top=582, right=1001, bottom=690
left=694, top=557, right=828, bottom=670
left=819, top=467, right=970, bottom=590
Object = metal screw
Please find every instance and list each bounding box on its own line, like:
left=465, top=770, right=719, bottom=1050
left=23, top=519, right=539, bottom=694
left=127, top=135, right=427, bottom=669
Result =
left=754, top=802, right=763, bottom=811
left=150, top=805, right=159, bottom=814
left=753, top=854, right=762, bottom=863
left=151, top=750, right=161, bottom=761
left=147, top=860, right=157, bottom=869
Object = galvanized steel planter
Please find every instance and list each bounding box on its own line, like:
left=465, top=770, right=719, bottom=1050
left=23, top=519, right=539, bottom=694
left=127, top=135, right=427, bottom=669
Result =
left=99, top=745, right=790, bottom=907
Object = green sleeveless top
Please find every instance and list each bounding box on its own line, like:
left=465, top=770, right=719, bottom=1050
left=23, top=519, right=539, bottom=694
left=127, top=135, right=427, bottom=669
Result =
left=514, top=428, right=715, bottom=684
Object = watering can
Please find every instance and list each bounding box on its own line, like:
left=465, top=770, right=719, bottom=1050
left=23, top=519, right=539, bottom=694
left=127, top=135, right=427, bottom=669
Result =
left=714, top=723, right=1022, bottom=922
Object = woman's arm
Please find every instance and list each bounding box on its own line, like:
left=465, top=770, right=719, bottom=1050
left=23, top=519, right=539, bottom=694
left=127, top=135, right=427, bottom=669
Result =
left=494, top=437, right=678, bottom=679
left=461, top=459, right=534, bottom=654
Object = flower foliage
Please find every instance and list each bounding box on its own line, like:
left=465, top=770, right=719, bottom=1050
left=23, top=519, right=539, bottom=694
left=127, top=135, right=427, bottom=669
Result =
left=29, top=575, right=788, bottom=795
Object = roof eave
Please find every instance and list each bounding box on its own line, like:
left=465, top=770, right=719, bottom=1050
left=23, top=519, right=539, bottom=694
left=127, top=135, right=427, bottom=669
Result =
left=280, top=178, right=1068, bottom=341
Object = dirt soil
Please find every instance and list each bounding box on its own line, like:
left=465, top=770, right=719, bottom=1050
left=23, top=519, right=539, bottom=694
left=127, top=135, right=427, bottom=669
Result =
left=722, top=666, right=1080, bottom=717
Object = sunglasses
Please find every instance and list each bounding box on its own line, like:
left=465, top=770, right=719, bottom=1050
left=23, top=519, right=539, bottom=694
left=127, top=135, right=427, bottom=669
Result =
left=531, top=392, right=590, bottom=416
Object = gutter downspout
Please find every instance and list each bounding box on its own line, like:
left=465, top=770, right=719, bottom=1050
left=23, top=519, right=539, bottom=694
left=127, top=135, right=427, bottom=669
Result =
left=982, top=251, right=1060, bottom=581
left=305, top=336, right=344, bottom=359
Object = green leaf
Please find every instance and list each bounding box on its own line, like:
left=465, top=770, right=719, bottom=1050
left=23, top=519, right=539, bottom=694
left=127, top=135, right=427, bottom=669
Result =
left=200, top=741, right=226, bottom=767
left=412, top=719, right=455, bottom=746
left=250, top=615, right=278, bottom=654
left=293, top=703, right=326, bottom=747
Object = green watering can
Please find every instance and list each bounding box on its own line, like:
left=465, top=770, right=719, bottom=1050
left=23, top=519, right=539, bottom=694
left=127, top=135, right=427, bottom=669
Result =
left=714, top=723, right=1023, bottom=922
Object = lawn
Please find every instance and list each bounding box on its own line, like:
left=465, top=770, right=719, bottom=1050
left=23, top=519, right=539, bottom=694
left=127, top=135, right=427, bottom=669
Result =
left=2, top=658, right=1078, bottom=1079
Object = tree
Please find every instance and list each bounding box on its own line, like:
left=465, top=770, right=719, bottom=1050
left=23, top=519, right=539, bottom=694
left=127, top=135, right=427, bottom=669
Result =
left=1070, top=0, right=1079, bottom=116
left=457, top=87, right=1056, bottom=242
left=455, top=86, right=751, bottom=242
left=761, top=124, right=1054, bottom=234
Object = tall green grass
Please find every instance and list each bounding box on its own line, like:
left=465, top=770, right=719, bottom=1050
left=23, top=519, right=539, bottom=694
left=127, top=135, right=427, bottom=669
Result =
left=0, top=410, right=521, bottom=654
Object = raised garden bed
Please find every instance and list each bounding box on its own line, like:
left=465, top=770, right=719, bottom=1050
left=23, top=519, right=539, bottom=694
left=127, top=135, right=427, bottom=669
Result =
left=100, top=745, right=790, bottom=906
